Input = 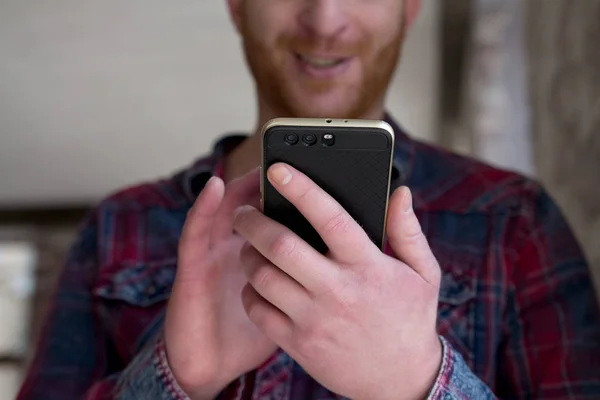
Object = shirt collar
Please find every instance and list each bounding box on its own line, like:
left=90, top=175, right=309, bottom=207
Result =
left=182, top=134, right=247, bottom=201
left=182, top=113, right=415, bottom=200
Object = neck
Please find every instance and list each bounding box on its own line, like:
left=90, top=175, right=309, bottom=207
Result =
left=223, top=98, right=387, bottom=182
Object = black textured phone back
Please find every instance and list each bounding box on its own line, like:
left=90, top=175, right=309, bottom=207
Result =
left=263, top=125, right=393, bottom=254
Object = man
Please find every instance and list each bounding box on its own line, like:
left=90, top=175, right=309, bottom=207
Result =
left=17, top=0, right=600, bottom=399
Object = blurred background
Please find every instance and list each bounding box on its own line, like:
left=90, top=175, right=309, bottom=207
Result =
left=0, top=0, right=598, bottom=397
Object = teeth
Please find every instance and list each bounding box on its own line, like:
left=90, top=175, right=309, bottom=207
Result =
left=301, top=55, right=341, bottom=67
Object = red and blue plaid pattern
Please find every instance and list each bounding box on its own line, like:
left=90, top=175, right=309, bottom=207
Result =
left=17, top=115, right=600, bottom=399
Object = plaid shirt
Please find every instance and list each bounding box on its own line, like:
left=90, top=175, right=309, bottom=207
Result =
left=18, top=115, right=600, bottom=399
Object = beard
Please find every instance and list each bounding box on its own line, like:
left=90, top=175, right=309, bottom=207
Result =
left=240, top=16, right=406, bottom=119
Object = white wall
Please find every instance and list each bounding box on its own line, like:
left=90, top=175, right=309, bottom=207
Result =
left=0, top=0, right=439, bottom=207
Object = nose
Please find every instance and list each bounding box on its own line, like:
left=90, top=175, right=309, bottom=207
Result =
left=299, top=0, right=349, bottom=39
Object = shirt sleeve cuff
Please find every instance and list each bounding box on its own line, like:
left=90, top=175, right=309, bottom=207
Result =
left=155, top=336, right=193, bottom=400
left=426, top=336, right=454, bottom=399
left=427, top=336, right=497, bottom=400
left=114, top=335, right=190, bottom=400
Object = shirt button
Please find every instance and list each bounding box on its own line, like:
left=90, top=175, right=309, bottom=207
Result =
left=146, top=285, right=157, bottom=296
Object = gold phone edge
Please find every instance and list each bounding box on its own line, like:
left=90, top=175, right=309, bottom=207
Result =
left=260, top=118, right=396, bottom=252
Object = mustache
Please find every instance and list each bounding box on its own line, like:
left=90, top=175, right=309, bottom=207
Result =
left=276, top=34, right=370, bottom=56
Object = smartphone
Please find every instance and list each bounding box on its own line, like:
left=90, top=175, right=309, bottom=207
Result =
left=260, top=118, right=395, bottom=254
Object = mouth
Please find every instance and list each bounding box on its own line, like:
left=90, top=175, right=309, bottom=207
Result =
left=294, top=52, right=352, bottom=78
left=297, top=54, right=347, bottom=68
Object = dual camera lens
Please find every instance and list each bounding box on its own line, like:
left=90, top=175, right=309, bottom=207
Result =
left=284, top=133, right=335, bottom=147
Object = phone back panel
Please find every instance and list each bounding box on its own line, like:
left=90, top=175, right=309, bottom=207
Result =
left=262, top=120, right=394, bottom=254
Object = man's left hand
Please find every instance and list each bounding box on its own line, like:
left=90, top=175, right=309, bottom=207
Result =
left=233, top=163, right=443, bottom=400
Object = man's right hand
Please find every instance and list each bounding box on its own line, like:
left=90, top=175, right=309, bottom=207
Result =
left=164, top=168, right=277, bottom=400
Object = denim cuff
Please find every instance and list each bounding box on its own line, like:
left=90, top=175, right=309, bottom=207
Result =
left=115, top=335, right=190, bottom=400
left=427, top=336, right=497, bottom=400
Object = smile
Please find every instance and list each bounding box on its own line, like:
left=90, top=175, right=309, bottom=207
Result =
left=297, top=54, right=347, bottom=68
left=294, top=52, right=352, bottom=79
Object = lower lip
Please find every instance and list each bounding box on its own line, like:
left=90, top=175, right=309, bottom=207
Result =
left=294, top=54, right=352, bottom=79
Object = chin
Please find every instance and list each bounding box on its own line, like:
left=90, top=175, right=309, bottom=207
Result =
left=286, top=90, right=363, bottom=119
left=290, top=106, right=350, bottom=119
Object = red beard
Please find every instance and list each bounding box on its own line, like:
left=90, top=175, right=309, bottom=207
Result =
left=240, top=14, right=406, bottom=119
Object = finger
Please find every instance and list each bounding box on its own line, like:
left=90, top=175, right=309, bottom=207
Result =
left=240, top=242, right=311, bottom=321
left=242, top=284, right=293, bottom=348
left=179, top=176, right=225, bottom=264
left=386, top=186, right=440, bottom=286
left=233, top=205, right=336, bottom=293
left=210, top=167, right=261, bottom=246
left=267, top=163, right=377, bottom=263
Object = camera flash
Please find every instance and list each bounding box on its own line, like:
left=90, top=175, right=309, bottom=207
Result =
left=322, top=133, right=335, bottom=147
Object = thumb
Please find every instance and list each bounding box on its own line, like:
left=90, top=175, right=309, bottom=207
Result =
left=386, top=186, right=440, bottom=286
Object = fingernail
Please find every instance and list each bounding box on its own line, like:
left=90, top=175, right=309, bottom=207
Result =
left=402, top=187, right=413, bottom=212
left=206, top=176, right=217, bottom=187
left=233, top=205, right=254, bottom=220
left=269, top=164, right=292, bottom=185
